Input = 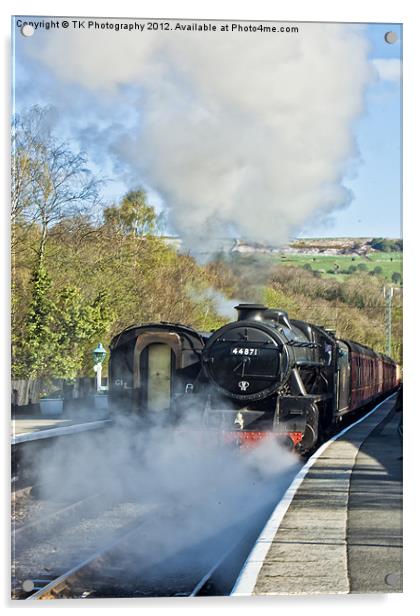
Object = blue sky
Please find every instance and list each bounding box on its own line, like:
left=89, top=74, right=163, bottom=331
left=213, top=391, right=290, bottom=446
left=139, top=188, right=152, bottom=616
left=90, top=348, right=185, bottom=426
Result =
left=305, top=23, right=402, bottom=238
left=12, top=19, right=402, bottom=240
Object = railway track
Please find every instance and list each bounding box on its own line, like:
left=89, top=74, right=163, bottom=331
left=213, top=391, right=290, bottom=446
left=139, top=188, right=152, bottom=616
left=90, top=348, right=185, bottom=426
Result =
left=24, top=523, right=145, bottom=600
left=12, top=488, right=162, bottom=599
left=21, top=512, right=268, bottom=599
left=13, top=491, right=104, bottom=543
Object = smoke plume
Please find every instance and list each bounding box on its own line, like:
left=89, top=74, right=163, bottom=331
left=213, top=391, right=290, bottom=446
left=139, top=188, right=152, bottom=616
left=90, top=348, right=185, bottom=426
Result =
left=27, top=21, right=372, bottom=250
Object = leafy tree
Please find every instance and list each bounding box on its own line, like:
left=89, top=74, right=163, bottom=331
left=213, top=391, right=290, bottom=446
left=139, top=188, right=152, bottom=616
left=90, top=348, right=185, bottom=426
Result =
left=13, top=265, right=114, bottom=380
left=264, top=286, right=299, bottom=315
left=104, top=190, right=159, bottom=237
left=13, top=264, right=58, bottom=379
left=369, top=238, right=403, bottom=253
left=371, top=266, right=383, bottom=276
left=54, top=288, right=115, bottom=377
left=391, top=271, right=402, bottom=285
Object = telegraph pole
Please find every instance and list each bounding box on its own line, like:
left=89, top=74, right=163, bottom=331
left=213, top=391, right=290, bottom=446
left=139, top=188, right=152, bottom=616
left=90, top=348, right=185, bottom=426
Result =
left=383, top=286, right=394, bottom=357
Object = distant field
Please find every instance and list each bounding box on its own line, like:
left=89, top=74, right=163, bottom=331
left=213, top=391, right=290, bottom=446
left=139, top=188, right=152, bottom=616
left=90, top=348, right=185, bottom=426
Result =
left=240, top=252, right=403, bottom=283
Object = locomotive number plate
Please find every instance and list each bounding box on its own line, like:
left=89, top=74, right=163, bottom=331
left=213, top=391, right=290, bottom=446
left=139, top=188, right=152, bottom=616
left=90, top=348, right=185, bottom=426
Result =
left=231, top=347, right=259, bottom=356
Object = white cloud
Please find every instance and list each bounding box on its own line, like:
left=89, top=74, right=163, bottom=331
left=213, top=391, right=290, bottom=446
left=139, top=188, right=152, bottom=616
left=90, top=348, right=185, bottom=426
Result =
left=371, top=58, right=402, bottom=82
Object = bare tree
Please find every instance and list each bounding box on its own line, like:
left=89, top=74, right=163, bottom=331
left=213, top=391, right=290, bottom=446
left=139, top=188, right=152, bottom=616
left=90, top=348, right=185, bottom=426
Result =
left=11, top=106, right=102, bottom=264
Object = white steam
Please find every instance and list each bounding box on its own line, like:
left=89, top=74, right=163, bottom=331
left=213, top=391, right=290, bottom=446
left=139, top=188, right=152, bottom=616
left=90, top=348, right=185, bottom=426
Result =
left=29, top=21, right=372, bottom=250
left=189, top=287, right=244, bottom=319
left=24, top=410, right=300, bottom=587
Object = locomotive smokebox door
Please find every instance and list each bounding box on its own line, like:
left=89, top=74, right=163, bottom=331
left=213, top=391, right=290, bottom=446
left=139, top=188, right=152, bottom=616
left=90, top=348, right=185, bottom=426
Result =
left=202, top=320, right=291, bottom=402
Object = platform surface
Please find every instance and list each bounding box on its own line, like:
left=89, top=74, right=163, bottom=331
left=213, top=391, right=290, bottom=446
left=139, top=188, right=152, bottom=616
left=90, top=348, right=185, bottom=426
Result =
left=12, top=413, right=111, bottom=444
left=233, top=394, right=402, bottom=595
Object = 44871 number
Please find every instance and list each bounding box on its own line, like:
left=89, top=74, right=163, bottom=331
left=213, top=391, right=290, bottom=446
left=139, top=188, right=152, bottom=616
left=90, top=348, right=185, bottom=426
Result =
left=231, top=347, right=259, bottom=356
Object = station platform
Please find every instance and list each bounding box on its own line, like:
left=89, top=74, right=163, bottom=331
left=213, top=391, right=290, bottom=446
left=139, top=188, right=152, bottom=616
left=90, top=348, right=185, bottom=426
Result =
left=12, top=414, right=111, bottom=445
left=232, top=394, right=402, bottom=595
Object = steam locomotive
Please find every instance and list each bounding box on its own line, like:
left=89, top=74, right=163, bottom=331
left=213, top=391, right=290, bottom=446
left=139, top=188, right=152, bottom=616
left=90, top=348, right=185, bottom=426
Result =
left=109, top=304, right=400, bottom=452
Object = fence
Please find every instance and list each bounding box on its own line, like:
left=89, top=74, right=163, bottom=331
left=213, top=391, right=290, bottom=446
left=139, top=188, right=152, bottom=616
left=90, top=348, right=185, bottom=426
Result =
left=11, top=377, right=108, bottom=411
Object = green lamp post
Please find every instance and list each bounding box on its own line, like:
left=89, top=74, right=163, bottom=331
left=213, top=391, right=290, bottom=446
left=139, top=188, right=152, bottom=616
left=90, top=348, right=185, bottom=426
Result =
left=92, top=342, right=107, bottom=392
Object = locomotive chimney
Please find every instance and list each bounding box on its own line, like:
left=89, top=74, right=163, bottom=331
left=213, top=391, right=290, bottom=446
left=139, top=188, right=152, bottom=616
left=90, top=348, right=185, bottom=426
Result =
left=234, top=304, right=268, bottom=321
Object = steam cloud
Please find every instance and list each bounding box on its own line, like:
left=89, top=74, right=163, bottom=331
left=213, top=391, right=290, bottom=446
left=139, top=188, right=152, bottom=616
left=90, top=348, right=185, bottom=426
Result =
left=22, top=410, right=300, bottom=589
left=189, top=287, right=245, bottom=319
left=27, top=21, right=372, bottom=250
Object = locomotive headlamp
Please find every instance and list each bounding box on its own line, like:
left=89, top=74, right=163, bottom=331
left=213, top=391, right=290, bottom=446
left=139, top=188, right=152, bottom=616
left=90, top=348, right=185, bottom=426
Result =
left=92, top=342, right=107, bottom=365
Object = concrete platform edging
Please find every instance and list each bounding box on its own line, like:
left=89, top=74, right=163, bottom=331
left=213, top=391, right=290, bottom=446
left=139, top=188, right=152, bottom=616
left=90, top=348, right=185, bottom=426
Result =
left=11, top=419, right=112, bottom=445
left=231, top=393, right=397, bottom=596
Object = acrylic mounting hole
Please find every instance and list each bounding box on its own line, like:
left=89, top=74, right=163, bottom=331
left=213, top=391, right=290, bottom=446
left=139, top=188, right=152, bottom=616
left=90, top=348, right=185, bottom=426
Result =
left=21, top=24, right=35, bottom=37
left=384, top=31, right=398, bottom=44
